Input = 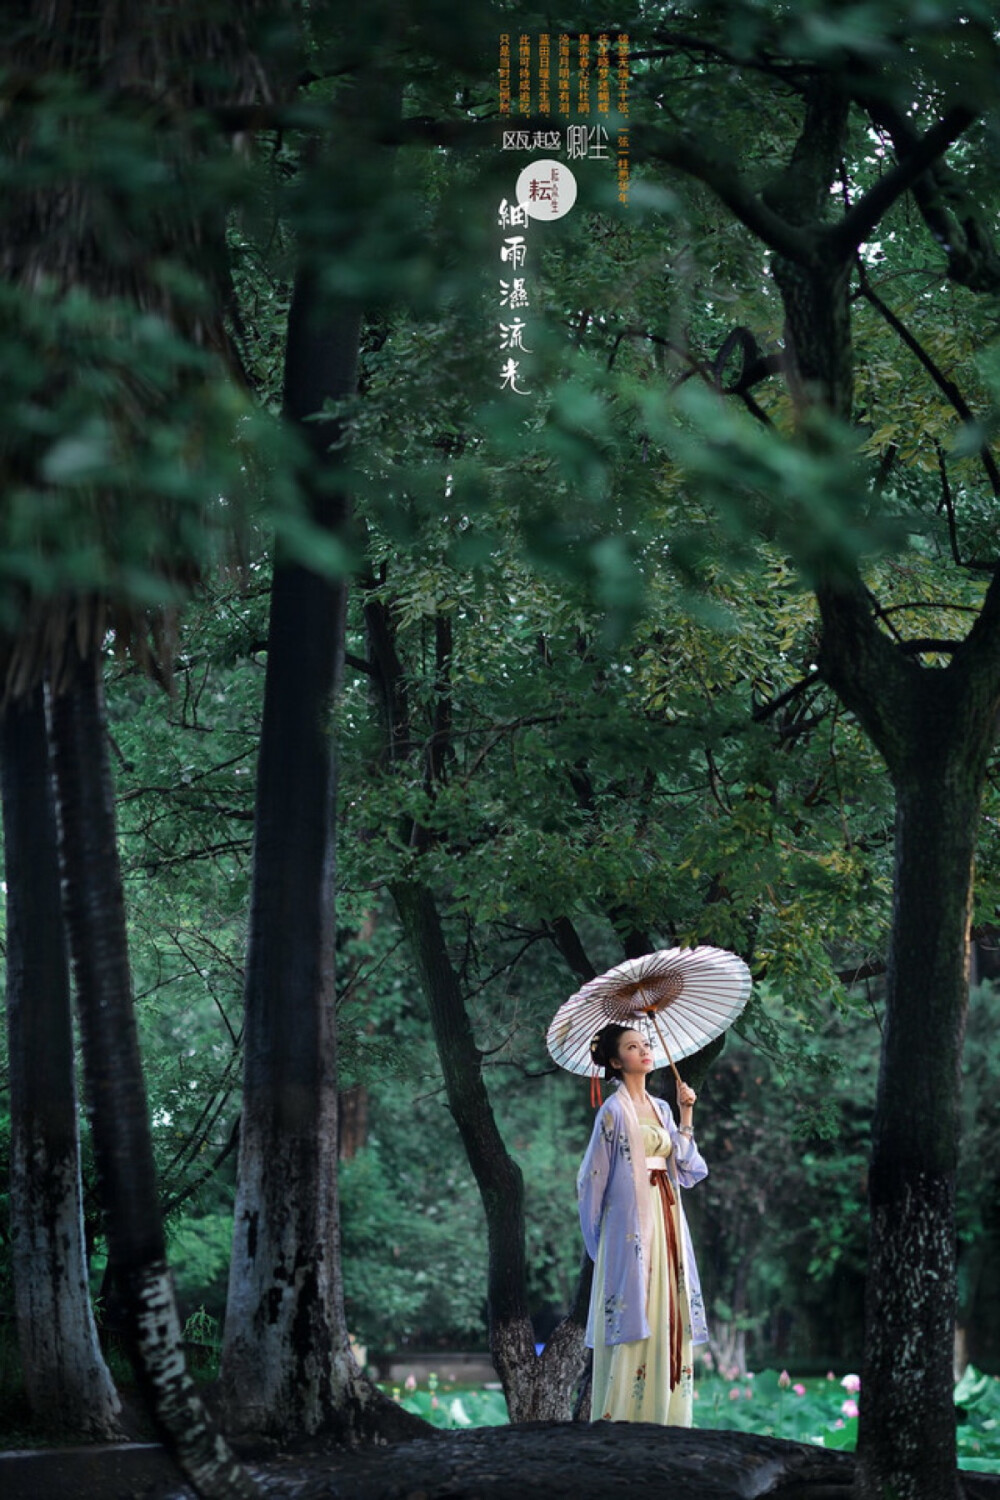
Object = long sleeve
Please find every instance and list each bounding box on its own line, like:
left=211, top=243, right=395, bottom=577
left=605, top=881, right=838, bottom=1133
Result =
left=577, top=1102, right=616, bottom=1261
left=659, top=1101, right=708, bottom=1187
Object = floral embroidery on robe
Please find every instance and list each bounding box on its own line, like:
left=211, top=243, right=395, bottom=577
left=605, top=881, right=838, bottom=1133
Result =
left=577, top=1084, right=709, bottom=1348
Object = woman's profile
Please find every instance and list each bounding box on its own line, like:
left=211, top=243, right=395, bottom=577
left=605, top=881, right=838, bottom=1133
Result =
left=577, top=1022, right=708, bottom=1424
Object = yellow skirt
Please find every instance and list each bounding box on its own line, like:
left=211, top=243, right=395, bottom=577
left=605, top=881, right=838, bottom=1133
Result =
left=591, top=1169, right=694, bottom=1425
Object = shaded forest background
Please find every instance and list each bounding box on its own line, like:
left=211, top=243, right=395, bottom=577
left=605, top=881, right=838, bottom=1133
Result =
left=5, top=599, right=1000, bottom=1379
left=3, top=2, right=1000, bottom=1497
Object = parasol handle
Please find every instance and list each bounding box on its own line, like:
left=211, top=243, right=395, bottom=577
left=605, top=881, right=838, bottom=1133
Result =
left=647, top=1010, right=683, bottom=1089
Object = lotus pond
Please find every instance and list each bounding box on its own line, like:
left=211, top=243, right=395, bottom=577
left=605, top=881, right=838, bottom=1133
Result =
left=388, top=1364, right=1000, bottom=1472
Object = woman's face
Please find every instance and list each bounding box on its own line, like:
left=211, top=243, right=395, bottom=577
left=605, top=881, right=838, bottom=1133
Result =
left=612, top=1028, right=654, bottom=1077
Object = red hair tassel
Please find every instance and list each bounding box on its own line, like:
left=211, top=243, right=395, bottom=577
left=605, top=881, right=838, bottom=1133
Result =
left=590, top=1073, right=603, bottom=1108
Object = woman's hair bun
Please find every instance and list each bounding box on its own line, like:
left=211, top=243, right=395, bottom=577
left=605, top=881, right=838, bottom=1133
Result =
left=589, top=1022, right=634, bottom=1078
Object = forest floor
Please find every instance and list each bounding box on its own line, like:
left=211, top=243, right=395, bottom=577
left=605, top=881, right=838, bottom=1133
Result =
left=5, top=1423, right=1000, bottom=1500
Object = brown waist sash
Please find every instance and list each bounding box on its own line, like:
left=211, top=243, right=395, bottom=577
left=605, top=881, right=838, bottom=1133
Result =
left=649, top=1167, right=682, bottom=1391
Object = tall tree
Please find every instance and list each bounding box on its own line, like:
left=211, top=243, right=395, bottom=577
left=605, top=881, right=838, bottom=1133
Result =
left=0, top=0, right=282, bottom=1485
left=52, top=643, right=261, bottom=1499
left=0, top=684, right=122, bottom=1440
left=629, top=11, right=1000, bottom=1495
left=219, top=198, right=421, bottom=1444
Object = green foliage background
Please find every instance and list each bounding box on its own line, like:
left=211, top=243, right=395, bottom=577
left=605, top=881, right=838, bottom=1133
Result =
left=3, top=0, right=1000, bottom=1403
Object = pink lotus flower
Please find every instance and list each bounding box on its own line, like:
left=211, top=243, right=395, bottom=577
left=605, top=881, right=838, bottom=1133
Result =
left=826, top=1370, right=835, bottom=1380
left=778, top=1369, right=791, bottom=1388
left=729, top=1386, right=742, bottom=1400
left=842, top=1398, right=859, bottom=1419
left=793, top=1383, right=806, bottom=1396
left=404, top=1374, right=417, bottom=1392
left=745, top=1386, right=754, bottom=1399
left=834, top=1418, right=845, bottom=1429
left=841, top=1373, right=861, bottom=1394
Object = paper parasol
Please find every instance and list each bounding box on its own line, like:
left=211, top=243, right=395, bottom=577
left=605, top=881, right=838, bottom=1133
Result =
left=546, top=945, right=752, bottom=1081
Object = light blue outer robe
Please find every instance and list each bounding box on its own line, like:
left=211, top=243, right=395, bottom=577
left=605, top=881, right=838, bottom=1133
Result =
left=577, top=1083, right=709, bottom=1349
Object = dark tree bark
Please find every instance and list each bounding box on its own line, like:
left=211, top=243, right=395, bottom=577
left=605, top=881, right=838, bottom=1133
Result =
left=817, top=589, right=1000, bottom=1500
left=219, top=269, right=422, bottom=1444
left=0, top=683, right=122, bottom=1440
left=338, top=1086, right=369, bottom=1162
left=49, top=645, right=260, bottom=1499
left=337, top=909, right=377, bottom=1161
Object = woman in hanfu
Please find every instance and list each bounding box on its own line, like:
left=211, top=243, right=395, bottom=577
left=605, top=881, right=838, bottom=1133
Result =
left=577, top=1023, right=709, bottom=1425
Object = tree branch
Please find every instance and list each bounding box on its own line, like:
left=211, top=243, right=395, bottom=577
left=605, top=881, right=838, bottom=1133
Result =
left=815, top=579, right=921, bottom=767
left=547, top=917, right=597, bottom=983
left=934, top=445, right=999, bottom=572
left=897, top=639, right=961, bottom=656
left=161, top=1113, right=240, bottom=1222
left=859, top=96, right=1000, bottom=292
left=855, top=269, right=1000, bottom=496
left=751, top=675, right=816, bottom=723
left=830, top=107, right=977, bottom=258
left=951, top=562, right=1000, bottom=697
left=836, top=957, right=886, bottom=985
left=645, top=31, right=813, bottom=93
left=638, top=128, right=815, bottom=264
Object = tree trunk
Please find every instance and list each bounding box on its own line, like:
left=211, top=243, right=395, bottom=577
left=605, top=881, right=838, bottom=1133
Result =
left=762, top=77, right=992, bottom=1497
left=0, top=683, right=122, bottom=1440
left=390, top=878, right=590, bottom=1421
left=220, top=271, right=422, bottom=1444
left=48, top=646, right=261, bottom=1500
left=856, top=761, right=980, bottom=1500
left=817, top=591, right=1000, bottom=1500
left=338, top=1086, right=369, bottom=1162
